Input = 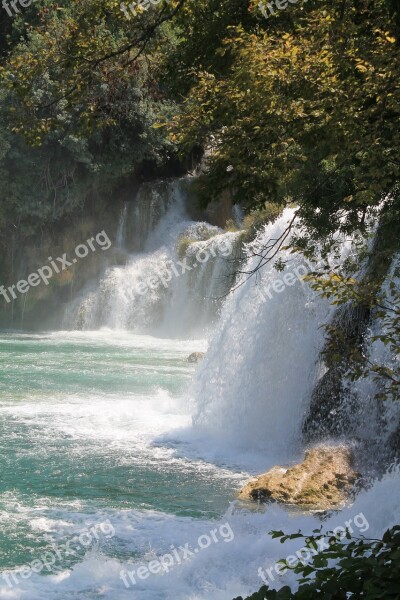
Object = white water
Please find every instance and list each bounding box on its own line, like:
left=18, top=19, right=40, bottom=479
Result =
left=63, top=179, right=241, bottom=337
left=1, top=182, right=399, bottom=600
left=186, top=211, right=355, bottom=470
left=116, top=202, right=128, bottom=248
left=2, top=446, right=399, bottom=600
left=343, top=253, right=400, bottom=469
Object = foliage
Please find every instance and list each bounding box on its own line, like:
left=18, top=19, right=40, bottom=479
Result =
left=0, top=0, right=182, bottom=141
left=0, top=0, right=180, bottom=241
left=3, top=0, right=400, bottom=250
left=160, top=0, right=400, bottom=405
left=0, top=5, right=399, bottom=595
left=233, top=525, right=400, bottom=600
left=161, top=0, right=256, bottom=96
left=300, top=200, right=400, bottom=404
left=167, top=0, right=400, bottom=250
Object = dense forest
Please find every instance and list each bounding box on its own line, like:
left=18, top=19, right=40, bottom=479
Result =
left=1, top=0, right=399, bottom=235
left=0, top=1, right=399, bottom=597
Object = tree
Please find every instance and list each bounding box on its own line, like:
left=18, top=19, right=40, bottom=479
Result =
left=167, top=0, right=400, bottom=246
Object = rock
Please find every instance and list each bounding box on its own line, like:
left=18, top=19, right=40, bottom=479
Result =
left=238, top=446, right=360, bottom=510
left=187, top=352, right=205, bottom=363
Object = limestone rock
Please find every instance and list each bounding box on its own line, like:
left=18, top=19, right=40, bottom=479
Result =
left=238, top=446, right=360, bottom=510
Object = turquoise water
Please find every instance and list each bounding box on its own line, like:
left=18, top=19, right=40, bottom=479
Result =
left=1, top=191, right=398, bottom=599
left=0, top=331, right=243, bottom=580
left=2, top=330, right=397, bottom=600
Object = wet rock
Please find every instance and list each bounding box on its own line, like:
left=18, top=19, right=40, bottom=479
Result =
left=238, top=446, right=360, bottom=510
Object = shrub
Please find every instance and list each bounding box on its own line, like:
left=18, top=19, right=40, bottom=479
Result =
left=233, top=526, right=400, bottom=600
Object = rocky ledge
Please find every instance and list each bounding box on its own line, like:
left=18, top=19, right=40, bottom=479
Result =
left=238, top=446, right=360, bottom=510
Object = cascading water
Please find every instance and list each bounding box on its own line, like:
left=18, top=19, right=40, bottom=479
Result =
left=301, top=249, right=400, bottom=476
left=62, top=178, right=242, bottom=337
left=340, top=253, right=400, bottom=471
left=1, top=178, right=399, bottom=600
left=187, top=210, right=331, bottom=468
left=115, top=202, right=128, bottom=248
left=187, top=212, right=399, bottom=474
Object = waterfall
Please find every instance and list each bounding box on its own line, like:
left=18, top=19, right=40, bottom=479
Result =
left=125, top=180, right=174, bottom=253
left=115, top=202, right=128, bottom=248
left=343, top=254, right=400, bottom=470
left=187, top=214, right=399, bottom=473
left=188, top=210, right=370, bottom=469
left=188, top=210, right=329, bottom=466
left=62, top=178, right=242, bottom=337
left=2, top=180, right=398, bottom=600
left=302, top=252, right=400, bottom=475
left=62, top=177, right=398, bottom=471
